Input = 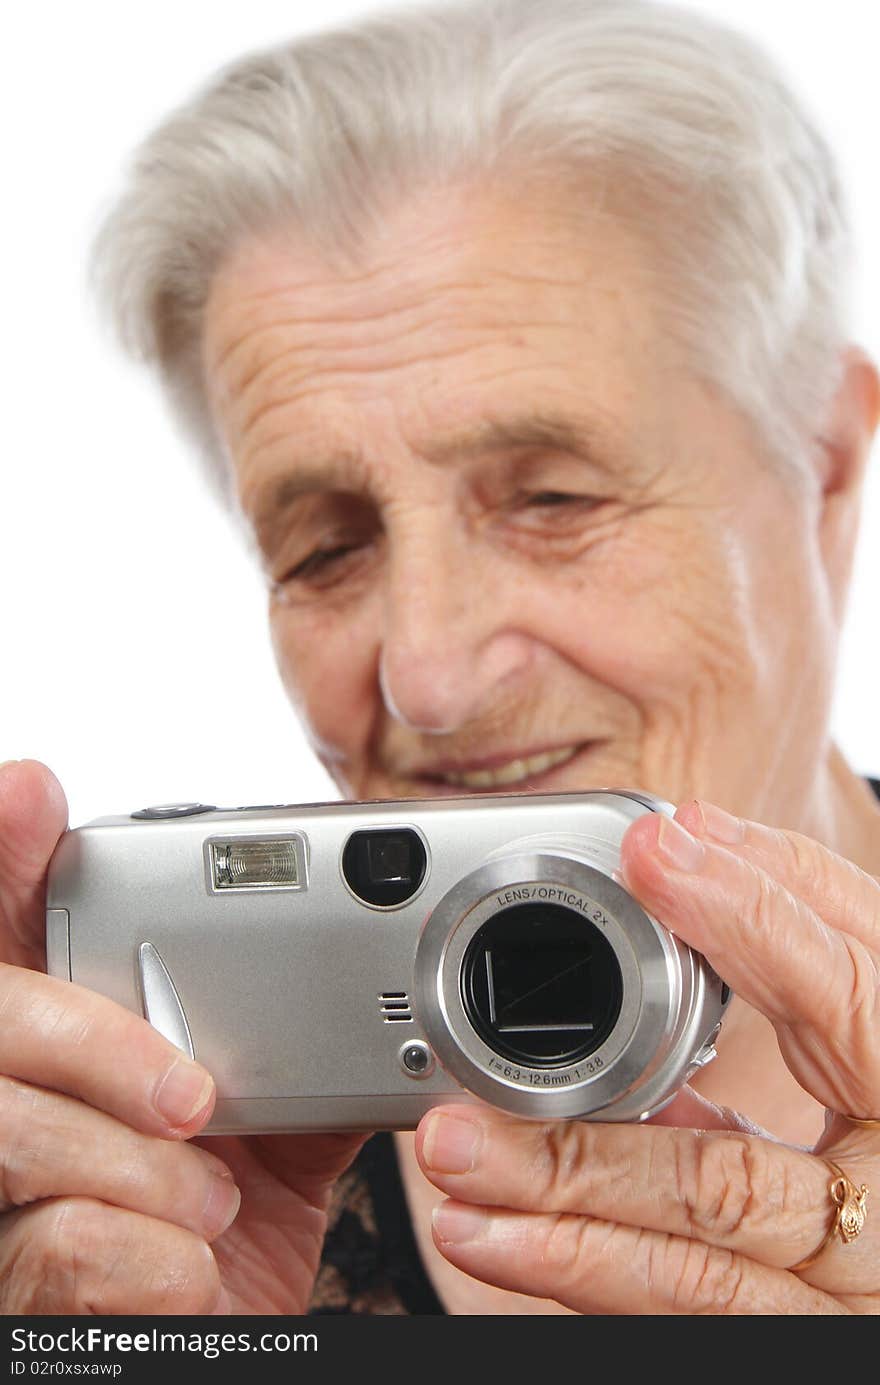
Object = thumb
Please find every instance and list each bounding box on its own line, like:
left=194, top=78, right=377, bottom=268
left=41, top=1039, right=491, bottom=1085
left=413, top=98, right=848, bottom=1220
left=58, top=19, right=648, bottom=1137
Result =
left=0, top=759, right=69, bottom=970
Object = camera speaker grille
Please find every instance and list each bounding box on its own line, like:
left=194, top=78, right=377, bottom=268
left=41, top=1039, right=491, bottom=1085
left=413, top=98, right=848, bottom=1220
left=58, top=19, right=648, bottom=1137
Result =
left=379, top=992, right=413, bottom=1022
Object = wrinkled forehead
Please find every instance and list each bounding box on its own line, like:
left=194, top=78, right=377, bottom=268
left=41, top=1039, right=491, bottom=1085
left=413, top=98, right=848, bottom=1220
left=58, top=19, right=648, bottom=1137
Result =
left=201, top=181, right=677, bottom=500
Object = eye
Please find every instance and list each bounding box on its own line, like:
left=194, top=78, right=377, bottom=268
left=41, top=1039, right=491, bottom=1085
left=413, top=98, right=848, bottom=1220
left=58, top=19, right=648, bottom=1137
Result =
left=266, top=493, right=381, bottom=598
left=492, top=485, right=609, bottom=551
left=522, top=491, right=581, bottom=507
left=278, top=541, right=371, bottom=587
left=510, top=489, right=602, bottom=520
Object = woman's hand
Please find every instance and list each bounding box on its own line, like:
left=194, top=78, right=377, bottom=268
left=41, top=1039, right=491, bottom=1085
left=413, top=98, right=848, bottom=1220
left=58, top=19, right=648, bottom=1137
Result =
left=0, top=759, right=364, bottom=1314
left=414, top=800, right=880, bottom=1314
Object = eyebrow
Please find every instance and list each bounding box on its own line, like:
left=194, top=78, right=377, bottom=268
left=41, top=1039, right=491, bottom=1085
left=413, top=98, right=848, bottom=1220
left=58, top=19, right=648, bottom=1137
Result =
left=247, top=412, right=620, bottom=526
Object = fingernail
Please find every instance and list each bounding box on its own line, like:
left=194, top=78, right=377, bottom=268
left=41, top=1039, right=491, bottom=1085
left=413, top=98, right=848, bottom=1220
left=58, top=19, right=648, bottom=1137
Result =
left=690, top=800, right=744, bottom=845
left=154, top=1057, right=214, bottom=1129
left=433, top=1202, right=489, bottom=1245
left=196, top=1149, right=236, bottom=1182
left=657, top=815, right=705, bottom=872
left=203, top=1176, right=242, bottom=1238
left=422, top=1114, right=482, bottom=1174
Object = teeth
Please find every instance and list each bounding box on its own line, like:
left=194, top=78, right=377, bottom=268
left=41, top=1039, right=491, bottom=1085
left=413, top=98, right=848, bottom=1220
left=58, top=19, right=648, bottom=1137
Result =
left=440, top=745, right=580, bottom=789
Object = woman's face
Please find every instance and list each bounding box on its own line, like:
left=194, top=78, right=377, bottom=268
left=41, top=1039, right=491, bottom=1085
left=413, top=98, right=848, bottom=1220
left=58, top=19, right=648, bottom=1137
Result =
left=203, top=182, right=842, bottom=830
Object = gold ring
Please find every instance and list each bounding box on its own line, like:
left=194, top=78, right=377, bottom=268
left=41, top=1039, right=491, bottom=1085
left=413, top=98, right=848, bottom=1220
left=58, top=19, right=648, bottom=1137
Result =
left=842, top=1114, right=880, bottom=1129
left=789, top=1161, right=869, bottom=1273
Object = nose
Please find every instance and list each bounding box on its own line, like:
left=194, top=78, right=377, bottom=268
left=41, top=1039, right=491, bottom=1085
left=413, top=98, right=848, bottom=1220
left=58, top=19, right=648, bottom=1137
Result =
left=377, top=525, right=533, bottom=734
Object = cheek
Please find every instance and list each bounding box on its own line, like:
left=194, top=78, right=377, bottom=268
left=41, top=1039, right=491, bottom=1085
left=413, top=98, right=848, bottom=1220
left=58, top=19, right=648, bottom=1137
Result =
left=269, top=597, right=379, bottom=755
left=527, top=511, right=761, bottom=707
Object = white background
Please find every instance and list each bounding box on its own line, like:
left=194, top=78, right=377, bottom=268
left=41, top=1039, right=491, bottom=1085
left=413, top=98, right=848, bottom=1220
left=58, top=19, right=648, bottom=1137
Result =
left=3, top=0, right=879, bottom=827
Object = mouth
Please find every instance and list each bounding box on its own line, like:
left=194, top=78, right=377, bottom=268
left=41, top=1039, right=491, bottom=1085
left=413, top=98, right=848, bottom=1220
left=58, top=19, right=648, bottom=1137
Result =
left=409, top=742, right=592, bottom=795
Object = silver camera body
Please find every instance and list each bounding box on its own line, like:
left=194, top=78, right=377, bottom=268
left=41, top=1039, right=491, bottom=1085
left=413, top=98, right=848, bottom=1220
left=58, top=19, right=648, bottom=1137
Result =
left=46, top=789, right=729, bottom=1133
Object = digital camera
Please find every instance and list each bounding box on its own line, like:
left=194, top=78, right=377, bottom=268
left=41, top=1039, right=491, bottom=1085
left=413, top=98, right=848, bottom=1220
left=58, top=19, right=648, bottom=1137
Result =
left=46, top=789, right=729, bottom=1133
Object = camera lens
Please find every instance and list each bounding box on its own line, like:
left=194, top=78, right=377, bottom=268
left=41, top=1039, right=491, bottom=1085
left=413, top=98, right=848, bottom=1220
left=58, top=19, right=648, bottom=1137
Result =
left=342, top=828, right=427, bottom=907
left=460, top=902, right=623, bottom=1067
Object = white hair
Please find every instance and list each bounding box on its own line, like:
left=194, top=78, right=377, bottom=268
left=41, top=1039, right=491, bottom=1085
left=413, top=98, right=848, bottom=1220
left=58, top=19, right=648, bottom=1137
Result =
left=91, top=0, right=853, bottom=501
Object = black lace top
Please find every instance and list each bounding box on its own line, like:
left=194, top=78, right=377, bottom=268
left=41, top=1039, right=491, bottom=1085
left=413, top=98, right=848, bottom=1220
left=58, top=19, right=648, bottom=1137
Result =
left=309, top=1132, right=443, bottom=1314
left=308, top=778, right=880, bottom=1316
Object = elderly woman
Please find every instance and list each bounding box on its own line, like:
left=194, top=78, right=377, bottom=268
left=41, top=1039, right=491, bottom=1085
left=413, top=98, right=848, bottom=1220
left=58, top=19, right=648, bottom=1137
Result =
left=1, top=0, right=878, bottom=1316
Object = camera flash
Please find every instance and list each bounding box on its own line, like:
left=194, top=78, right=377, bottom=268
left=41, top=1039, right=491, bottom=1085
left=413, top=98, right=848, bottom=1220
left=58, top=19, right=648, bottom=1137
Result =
left=210, top=837, right=303, bottom=890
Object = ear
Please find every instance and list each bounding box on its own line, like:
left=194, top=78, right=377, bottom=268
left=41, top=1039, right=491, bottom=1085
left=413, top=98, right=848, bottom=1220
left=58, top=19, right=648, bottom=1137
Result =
left=815, top=345, right=880, bottom=623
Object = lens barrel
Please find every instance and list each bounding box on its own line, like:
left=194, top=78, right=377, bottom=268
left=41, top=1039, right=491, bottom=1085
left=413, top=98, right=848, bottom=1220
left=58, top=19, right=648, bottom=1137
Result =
left=413, top=847, right=705, bottom=1121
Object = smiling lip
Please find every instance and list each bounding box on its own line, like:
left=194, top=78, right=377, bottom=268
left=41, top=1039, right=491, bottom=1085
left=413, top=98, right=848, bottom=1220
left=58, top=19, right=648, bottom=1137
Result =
left=407, top=742, right=592, bottom=793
